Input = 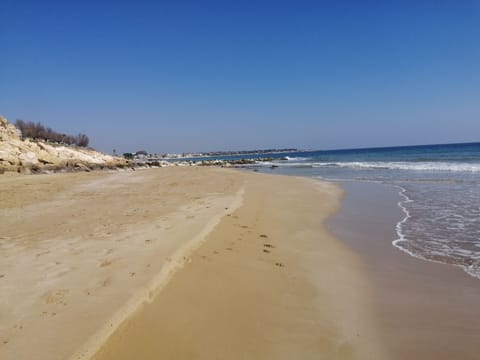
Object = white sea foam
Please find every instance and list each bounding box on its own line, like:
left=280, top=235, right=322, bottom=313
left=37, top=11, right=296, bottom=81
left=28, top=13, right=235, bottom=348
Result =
left=311, top=161, right=480, bottom=172
left=392, top=185, right=480, bottom=280
left=392, top=185, right=414, bottom=254
left=259, top=160, right=480, bottom=172
left=258, top=161, right=313, bottom=168
left=284, top=156, right=309, bottom=161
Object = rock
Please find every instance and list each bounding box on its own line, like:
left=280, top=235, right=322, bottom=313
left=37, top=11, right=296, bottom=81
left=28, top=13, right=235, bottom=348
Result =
left=17, top=166, right=31, bottom=175
left=0, top=116, right=22, bottom=141
left=19, top=152, right=39, bottom=167
left=74, top=163, right=91, bottom=172
left=0, top=115, right=129, bottom=173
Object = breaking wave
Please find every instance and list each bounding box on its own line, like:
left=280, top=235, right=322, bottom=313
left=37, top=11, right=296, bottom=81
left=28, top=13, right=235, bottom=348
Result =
left=310, top=161, right=480, bottom=172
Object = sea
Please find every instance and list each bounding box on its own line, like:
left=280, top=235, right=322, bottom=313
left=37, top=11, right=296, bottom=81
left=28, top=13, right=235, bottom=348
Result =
left=199, top=143, right=480, bottom=279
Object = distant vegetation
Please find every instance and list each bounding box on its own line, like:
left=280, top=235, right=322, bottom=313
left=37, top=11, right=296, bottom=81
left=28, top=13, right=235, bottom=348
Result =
left=14, top=119, right=89, bottom=147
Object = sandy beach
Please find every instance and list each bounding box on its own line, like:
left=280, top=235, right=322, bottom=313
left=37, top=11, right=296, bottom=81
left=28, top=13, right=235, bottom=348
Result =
left=0, top=167, right=242, bottom=359
left=0, top=167, right=385, bottom=360
left=2, top=168, right=479, bottom=359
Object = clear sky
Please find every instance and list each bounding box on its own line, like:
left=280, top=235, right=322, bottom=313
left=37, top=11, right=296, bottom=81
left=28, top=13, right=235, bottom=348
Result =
left=1, top=1, right=479, bottom=154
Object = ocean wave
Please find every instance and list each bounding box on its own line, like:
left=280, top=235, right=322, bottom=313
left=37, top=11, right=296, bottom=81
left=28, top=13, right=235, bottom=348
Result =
left=392, top=185, right=480, bottom=280
left=310, top=161, right=480, bottom=172
left=259, top=161, right=314, bottom=168
left=284, top=156, right=310, bottom=161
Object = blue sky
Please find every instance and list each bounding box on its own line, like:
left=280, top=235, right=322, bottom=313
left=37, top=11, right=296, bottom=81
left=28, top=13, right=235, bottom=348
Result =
left=1, top=1, right=479, bottom=153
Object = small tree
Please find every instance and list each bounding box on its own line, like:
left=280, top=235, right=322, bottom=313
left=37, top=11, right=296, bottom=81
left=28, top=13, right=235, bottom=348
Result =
left=76, top=134, right=89, bottom=147
left=13, top=119, right=90, bottom=147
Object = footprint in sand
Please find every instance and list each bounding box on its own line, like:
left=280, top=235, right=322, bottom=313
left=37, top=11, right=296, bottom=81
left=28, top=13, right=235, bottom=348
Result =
left=41, top=311, right=57, bottom=317
left=275, top=262, right=285, bottom=267
left=263, top=243, right=275, bottom=248
left=95, top=231, right=113, bottom=239
left=99, top=259, right=112, bottom=268
left=263, top=249, right=271, bottom=253
left=36, top=250, right=51, bottom=257
left=2, top=324, right=24, bottom=344
left=260, top=234, right=268, bottom=238
left=101, top=277, right=112, bottom=287
left=84, top=275, right=112, bottom=296
left=43, top=289, right=69, bottom=305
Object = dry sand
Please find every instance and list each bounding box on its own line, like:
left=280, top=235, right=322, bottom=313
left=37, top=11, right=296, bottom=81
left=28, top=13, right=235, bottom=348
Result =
left=0, top=167, right=386, bottom=360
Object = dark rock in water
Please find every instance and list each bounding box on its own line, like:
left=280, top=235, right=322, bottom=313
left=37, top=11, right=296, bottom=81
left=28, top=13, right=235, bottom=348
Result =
left=270, top=165, right=278, bottom=169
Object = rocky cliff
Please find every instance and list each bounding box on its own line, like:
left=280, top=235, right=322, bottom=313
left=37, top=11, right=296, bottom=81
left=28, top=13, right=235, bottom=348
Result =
left=0, top=116, right=128, bottom=174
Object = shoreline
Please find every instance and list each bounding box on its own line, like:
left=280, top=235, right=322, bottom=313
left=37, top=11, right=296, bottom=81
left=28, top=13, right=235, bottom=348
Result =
left=328, top=181, right=480, bottom=359
left=391, top=184, right=480, bottom=280
left=3, top=168, right=478, bottom=359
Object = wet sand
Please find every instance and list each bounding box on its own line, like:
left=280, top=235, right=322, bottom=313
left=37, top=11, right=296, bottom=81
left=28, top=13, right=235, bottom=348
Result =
left=0, top=168, right=386, bottom=360
left=329, top=181, right=480, bottom=360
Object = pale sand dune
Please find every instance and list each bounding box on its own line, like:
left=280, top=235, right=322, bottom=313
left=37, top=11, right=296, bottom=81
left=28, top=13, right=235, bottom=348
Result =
left=0, top=168, right=386, bottom=360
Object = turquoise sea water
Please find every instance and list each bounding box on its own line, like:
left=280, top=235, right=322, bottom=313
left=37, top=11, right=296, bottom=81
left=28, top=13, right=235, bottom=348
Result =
left=213, top=143, right=480, bottom=279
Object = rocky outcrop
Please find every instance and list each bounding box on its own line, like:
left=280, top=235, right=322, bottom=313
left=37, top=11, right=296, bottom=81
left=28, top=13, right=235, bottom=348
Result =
left=196, top=158, right=274, bottom=167
left=0, top=116, right=129, bottom=174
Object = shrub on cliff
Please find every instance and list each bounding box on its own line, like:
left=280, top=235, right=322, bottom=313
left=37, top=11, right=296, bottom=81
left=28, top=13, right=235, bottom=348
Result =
left=14, top=119, right=89, bottom=147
